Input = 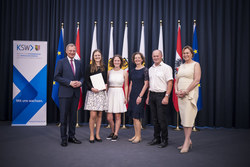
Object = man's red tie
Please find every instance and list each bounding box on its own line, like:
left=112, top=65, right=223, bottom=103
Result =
left=70, top=59, right=75, bottom=75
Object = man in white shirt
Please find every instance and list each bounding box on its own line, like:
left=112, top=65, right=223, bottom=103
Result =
left=146, top=50, right=173, bottom=148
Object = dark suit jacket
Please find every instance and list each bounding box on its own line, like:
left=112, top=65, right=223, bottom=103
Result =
left=54, top=57, right=84, bottom=98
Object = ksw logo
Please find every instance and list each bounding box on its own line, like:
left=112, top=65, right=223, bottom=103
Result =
left=17, top=44, right=34, bottom=51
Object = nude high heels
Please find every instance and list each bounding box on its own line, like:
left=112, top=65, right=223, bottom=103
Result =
left=132, top=138, right=141, bottom=144
left=128, top=136, right=136, bottom=142
left=180, top=143, right=192, bottom=153
left=177, top=143, right=192, bottom=150
left=177, top=140, right=192, bottom=150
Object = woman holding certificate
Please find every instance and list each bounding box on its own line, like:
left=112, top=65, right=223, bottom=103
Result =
left=84, top=49, right=108, bottom=143
left=106, top=55, right=128, bottom=141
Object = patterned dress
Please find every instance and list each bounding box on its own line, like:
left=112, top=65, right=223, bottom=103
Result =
left=84, top=66, right=108, bottom=111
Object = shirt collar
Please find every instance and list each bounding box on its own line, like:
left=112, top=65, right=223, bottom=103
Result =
left=153, top=61, right=163, bottom=67
left=67, top=56, right=74, bottom=61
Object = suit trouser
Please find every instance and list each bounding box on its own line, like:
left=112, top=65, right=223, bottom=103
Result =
left=149, top=91, right=168, bottom=141
left=59, top=95, right=79, bottom=140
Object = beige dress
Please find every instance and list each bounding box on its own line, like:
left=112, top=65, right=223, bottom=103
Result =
left=177, top=62, right=199, bottom=127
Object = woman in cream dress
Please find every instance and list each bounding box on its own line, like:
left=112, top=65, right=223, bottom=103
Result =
left=175, top=45, right=201, bottom=153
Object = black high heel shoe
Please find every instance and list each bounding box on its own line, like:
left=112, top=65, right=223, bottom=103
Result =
left=95, top=135, right=102, bottom=142
left=89, top=139, right=95, bottom=143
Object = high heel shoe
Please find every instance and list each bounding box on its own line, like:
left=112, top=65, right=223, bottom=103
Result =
left=180, top=143, right=192, bottom=153
left=180, top=147, right=189, bottom=153
left=128, top=136, right=136, bottom=142
left=177, top=145, right=183, bottom=150
left=94, top=135, right=102, bottom=142
left=177, top=140, right=192, bottom=150
left=132, top=138, right=141, bottom=144
left=177, top=143, right=192, bottom=150
left=89, top=139, right=95, bottom=143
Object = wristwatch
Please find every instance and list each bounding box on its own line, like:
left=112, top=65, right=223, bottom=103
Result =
left=165, top=93, right=169, bottom=97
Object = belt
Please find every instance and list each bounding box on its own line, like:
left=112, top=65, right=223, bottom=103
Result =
left=150, top=91, right=166, bottom=94
left=109, top=86, right=123, bottom=88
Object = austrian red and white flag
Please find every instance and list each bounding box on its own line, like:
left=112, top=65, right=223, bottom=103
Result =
left=172, top=22, right=182, bottom=112
left=75, top=24, right=83, bottom=110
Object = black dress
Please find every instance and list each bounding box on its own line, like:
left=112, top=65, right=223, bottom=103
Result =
left=128, top=67, right=149, bottom=119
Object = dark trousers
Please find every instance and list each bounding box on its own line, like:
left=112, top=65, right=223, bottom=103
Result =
left=59, top=95, right=79, bottom=140
left=149, top=91, right=168, bottom=141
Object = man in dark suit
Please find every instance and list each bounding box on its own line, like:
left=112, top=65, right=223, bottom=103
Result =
left=54, top=43, right=84, bottom=147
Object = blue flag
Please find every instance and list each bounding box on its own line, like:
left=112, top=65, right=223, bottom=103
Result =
left=52, top=28, right=65, bottom=107
left=192, top=24, right=203, bottom=111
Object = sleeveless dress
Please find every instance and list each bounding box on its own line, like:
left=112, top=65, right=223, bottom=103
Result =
left=177, top=62, right=199, bottom=127
left=107, top=69, right=127, bottom=113
left=128, top=67, right=149, bottom=119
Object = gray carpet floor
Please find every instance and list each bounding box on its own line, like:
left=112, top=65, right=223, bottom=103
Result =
left=0, top=121, right=250, bottom=167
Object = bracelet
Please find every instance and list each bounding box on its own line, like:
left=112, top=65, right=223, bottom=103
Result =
left=138, top=95, right=142, bottom=98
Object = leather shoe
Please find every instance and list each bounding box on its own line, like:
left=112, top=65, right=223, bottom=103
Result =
left=158, top=140, right=168, bottom=148
left=89, top=140, right=95, bottom=143
left=95, top=136, right=102, bottom=142
left=68, top=137, right=81, bottom=144
left=148, top=138, right=161, bottom=145
left=61, top=140, right=67, bottom=147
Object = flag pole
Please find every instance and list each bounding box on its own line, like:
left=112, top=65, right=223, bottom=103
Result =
left=173, top=20, right=182, bottom=131
left=174, top=112, right=181, bottom=131
left=57, top=22, right=64, bottom=128
left=105, top=21, right=113, bottom=129
left=75, top=21, right=81, bottom=128
left=121, top=21, right=128, bottom=129
left=140, top=20, right=145, bottom=130
left=192, top=19, right=200, bottom=132
left=192, top=123, right=199, bottom=131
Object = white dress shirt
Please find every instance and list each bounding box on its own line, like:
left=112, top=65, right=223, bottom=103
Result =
left=67, top=56, right=76, bottom=74
left=149, top=61, right=173, bottom=92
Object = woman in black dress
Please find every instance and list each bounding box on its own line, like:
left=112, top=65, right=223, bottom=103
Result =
left=128, top=52, right=149, bottom=143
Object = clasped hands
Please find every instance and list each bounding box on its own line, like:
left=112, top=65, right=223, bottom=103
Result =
left=176, top=90, right=188, bottom=98
left=70, top=81, right=82, bottom=88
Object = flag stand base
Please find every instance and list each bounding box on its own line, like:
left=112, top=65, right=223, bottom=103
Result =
left=173, top=125, right=182, bottom=131
left=76, top=123, right=81, bottom=128
left=121, top=124, right=128, bottom=129
left=105, top=124, right=110, bottom=128
left=192, top=126, right=200, bottom=132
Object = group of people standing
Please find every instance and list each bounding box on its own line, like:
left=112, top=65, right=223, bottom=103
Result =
left=54, top=43, right=201, bottom=154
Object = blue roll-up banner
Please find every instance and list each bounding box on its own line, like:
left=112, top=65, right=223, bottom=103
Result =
left=12, top=41, right=47, bottom=126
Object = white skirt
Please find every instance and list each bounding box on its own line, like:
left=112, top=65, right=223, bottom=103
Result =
left=107, top=88, right=127, bottom=113
left=84, top=90, right=108, bottom=111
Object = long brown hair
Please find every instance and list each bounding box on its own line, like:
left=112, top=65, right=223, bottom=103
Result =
left=90, top=49, right=105, bottom=73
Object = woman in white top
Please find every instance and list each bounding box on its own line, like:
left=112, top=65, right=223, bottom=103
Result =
left=106, top=55, right=128, bottom=141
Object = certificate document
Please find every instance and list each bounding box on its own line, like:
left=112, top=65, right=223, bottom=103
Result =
left=90, top=73, right=106, bottom=90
